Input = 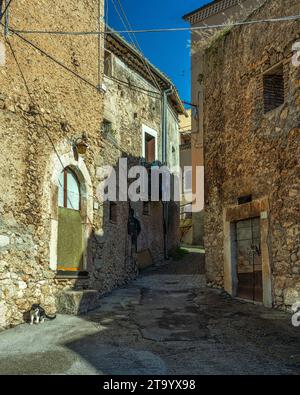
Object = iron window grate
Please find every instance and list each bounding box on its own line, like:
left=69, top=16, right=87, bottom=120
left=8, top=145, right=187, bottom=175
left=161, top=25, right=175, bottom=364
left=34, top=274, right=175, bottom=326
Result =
left=263, top=65, right=285, bottom=113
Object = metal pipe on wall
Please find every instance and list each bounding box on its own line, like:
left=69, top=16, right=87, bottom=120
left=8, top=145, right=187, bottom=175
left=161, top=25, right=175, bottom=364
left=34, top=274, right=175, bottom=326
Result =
left=162, top=86, right=173, bottom=259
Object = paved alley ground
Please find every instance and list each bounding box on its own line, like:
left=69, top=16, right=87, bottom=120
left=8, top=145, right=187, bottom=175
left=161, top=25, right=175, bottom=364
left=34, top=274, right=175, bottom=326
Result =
left=0, top=250, right=299, bottom=375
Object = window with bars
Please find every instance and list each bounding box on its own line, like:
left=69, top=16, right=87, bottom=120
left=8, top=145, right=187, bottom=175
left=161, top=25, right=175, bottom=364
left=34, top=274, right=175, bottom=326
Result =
left=144, top=133, right=156, bottom=163
left=263, top=64, right=285, bottom=113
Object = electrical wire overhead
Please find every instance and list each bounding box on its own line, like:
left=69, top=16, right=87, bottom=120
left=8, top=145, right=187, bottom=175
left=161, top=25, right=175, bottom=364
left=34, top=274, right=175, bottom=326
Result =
left=110, top=0, right=162, bottom=92
left=0, top=0, right=13, bottom=23
left=9, top=14, right=300, bottom=36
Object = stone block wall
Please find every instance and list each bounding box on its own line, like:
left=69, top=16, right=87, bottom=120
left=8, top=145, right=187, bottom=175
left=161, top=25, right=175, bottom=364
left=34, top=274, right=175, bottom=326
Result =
left=0, top=0, right=106, bottom=328
left=0, top=1, right=180, bottom=328
left=203, top=0, right=300, bottom=309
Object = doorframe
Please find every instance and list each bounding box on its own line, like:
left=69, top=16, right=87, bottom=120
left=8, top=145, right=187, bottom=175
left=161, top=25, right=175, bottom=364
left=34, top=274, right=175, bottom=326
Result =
left=142, top=124, right=158, bottom=161
left=223, top=197, right=273, bottom=308
left=49, top=151, right=93, bottom=273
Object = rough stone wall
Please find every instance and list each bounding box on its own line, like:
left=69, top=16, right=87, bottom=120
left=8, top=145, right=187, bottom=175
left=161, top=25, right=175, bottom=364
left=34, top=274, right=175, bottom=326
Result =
left=0, top=1, right=180, bottom=328
left=0, top=0, right=105, bottom=328
left=97, top=51, right=180, bottom=286
left=203, top=0, right=300, bottom=309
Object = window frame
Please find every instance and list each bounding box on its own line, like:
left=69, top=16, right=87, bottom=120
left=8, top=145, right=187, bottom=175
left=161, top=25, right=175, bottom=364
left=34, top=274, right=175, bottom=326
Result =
left=59, top=168, right=81, bottom=211
left=142, top=124, right=158, bottom=163
left=109, top=201, right=118, bottom=224
left=263, top=63, right=285, bottom=114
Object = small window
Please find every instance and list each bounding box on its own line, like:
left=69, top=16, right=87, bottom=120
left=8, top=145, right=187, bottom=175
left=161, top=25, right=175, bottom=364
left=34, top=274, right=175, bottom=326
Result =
left=238, top=195, right=252, bottom=205
left=145, top=133, right=156, bottom=163
left=102, top=119, right=112, bottom=136
left=143, top=201, right=150, bottom=216
left=104, top=50, right=113, bottom=77
left=263, top=64, right=284, bottom=113
left=109, top=202, right=118, bottom=223
left=58, top=168, right=80, bottom=211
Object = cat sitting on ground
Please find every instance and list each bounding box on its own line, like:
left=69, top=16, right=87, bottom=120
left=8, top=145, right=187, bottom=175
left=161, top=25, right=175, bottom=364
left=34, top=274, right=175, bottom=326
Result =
left=29, top=304, right=56, bottom=325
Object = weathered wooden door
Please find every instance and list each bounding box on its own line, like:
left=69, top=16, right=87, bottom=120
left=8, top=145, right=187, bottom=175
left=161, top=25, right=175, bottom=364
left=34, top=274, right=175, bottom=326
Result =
left=236, top=218, right=263, bottom=302
left=145, top=134, right=155, bottom=163
left=57, top=168, right=84, bottom=272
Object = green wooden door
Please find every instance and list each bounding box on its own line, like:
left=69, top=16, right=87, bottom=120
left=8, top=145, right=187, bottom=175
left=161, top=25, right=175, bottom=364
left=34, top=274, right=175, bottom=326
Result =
left=57, top=168, right=84, bottom=272
left=57, top=208, right=84, bottom=271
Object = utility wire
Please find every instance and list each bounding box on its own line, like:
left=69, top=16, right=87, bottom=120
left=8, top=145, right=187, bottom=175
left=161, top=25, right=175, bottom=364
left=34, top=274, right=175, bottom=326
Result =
left=0, top=0, right=13, bottom=23
left=105, top=74, right=161, bottom=97
left=7, top=40, right=110, bottom=217
left=4, top=25, right=166, bottom=98
left=111, top=0, right=162, bottom=93
left=110, top=0, right=161, bottom=92
left=9, top=14, right=300, bottom=36
left=7, top=40, right=83, bottom=211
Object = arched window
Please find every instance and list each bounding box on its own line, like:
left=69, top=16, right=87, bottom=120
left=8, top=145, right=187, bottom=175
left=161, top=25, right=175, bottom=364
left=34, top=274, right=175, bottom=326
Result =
left=58, top=168, right=80, bottom=210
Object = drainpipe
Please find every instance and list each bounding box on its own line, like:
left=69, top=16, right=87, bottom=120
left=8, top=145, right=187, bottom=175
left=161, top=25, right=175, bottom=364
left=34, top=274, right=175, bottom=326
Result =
left=162, top=86, right=173, bottom=259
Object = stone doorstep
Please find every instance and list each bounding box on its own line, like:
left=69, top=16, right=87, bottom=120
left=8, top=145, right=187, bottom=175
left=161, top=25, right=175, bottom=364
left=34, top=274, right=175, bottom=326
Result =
left=56, top=289, right=101, bottom=315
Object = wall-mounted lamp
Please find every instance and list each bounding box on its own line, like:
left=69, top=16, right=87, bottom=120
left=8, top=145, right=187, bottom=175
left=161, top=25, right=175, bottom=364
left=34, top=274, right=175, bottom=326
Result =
left=73, top=133, right=88, bottom=160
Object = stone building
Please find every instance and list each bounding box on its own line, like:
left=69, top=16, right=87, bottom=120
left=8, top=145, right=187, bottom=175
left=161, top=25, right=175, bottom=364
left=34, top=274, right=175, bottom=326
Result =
left=183, top=0, right=265, bottom=246
left=100, top=29, right=184, bottom=272
left=0, top=2, right=184, bottom=329
left=195, top=0, right=299, bottom=309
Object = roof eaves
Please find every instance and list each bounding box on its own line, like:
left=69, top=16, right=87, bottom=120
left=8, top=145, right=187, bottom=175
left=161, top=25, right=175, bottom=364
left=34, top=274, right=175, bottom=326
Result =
left=106, top=25, right=185, bottom=114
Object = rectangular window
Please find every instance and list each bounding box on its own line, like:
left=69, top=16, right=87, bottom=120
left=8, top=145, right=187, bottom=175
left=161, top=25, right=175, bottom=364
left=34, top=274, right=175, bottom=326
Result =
left=109, top=202, right=118, bottom=223
left=263, top=64, right=284, bottom=113
left=145, top=133, right=156, bottom=163
left=102, top=119, right=112, bottom=136
left=238, top=195, right=252, bottom=205
left=104, top=50, right=113, bottom=77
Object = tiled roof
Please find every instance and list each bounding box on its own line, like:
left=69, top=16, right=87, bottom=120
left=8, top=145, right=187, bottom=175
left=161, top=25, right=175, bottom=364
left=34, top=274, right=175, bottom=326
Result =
left=183, top=0, right=243, bottom=24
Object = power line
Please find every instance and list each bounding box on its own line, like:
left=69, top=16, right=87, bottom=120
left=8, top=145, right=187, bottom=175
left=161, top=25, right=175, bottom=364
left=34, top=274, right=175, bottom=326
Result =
left=7, top=39, right=108, bottom=215
left=105, top=74, right=161, bottom=97
left=110, top=0, right=162, bottom=93
left=8, top=26, right=101, bottom=92
left=0, top=0, right=13, bottom=23
left=4, top=25, right=166, bottom=99
left=7, top=40, right=84, bottom=210
left=9, top=14, right=300, bottom=36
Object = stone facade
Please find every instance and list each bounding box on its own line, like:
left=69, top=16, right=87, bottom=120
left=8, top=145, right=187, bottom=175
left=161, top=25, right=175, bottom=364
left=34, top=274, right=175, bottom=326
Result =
left=0, top=0, right=106, bottom=328
left=184, top=0, right=265, bottom=246
left=0, top=2, right=182, bottom=328
left=203, top=0, right=300, bottom=309
left=101, top=32, right=181, bottom=273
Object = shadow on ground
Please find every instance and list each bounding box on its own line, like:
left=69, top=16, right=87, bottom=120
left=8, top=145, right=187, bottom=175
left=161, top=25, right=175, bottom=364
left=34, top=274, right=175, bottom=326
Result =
left=0, top=250, right=300, bottom=375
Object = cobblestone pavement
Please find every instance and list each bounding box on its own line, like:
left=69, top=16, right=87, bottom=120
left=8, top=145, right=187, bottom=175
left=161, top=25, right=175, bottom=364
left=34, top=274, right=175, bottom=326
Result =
left=0, top=250, right=299, bottom=375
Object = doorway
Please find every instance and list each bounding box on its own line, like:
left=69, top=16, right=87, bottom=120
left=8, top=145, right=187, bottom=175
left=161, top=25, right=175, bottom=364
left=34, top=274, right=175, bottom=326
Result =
left=57, top=167, right=84, bottom=272
left=235, top=218, right=263, bottom=302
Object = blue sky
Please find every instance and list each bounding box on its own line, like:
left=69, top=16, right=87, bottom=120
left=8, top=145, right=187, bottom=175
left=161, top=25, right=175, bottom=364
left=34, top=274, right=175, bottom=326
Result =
left=107, top=0, right=207, bottom=103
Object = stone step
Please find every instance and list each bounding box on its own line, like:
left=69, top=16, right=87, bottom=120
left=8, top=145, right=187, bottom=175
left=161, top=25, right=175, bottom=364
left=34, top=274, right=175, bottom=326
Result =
left=56, top=289, right=101, bottom=315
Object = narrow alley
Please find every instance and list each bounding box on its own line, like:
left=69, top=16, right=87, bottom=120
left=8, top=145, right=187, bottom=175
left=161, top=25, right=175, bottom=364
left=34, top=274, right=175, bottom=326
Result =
left=0, top=249, right=299, bottom=375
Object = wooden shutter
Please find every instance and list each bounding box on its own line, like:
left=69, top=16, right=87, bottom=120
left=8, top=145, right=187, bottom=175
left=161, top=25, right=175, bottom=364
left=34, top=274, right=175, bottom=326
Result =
left=146, top=137, right=155, bottom=163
